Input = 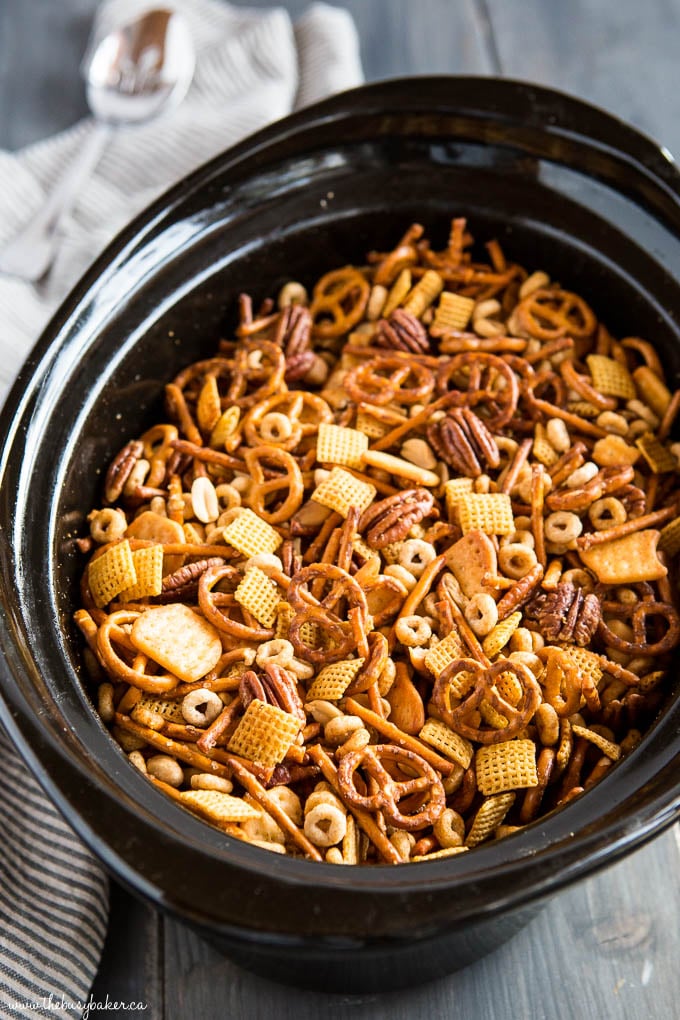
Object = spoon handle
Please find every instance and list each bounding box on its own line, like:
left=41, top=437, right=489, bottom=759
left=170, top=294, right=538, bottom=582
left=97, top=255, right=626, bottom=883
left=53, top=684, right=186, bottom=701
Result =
left=0, top=122, right=112, bottom=283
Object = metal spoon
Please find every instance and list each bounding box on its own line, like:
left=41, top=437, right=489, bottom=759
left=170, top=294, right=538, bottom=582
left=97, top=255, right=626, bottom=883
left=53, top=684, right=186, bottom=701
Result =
left=0, top=8, right=195, bottom=283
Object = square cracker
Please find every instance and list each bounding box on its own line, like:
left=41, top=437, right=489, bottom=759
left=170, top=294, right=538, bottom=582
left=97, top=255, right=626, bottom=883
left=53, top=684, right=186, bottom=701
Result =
left=223, top=508, right=282, bottom=557
left=228, top=699, right=301, bottom=766
left=311, top=467, right=376, bottom=517
left=88, top=539, right=136, bottom=608
left=476, top=740, right=538, bottom=796
left=179, top=789, right=261, bottom=824
left=130, top=604, right=222, bottom=683
left=579, top=529, right=666, bottom=584
left=317, top=423, right=368, bottom=469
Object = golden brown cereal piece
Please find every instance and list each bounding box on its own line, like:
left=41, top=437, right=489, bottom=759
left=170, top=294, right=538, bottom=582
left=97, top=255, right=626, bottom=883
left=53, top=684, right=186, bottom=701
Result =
left=419, top=718, right=473, bottom=769
left=532, top=423, right=559, bottom=468
left=125, top=510, right=183, bottom=545
left=210, top=406, right=241, bottom=449
left=482, top=611, right=522, bottom=659
left=632, top=365, right=672, bottom=417
left=586, top=355, right=636, bottom=400
left=411, top=847, right=469, bottom=862
left=234, top=567, right=281, bottom=628
left=228, top=699, right=302, bottom=766
left=197, top=375, right=222, bottom=433
left=579, top=529, right=667, bottom=584
left=557, top=646, right=603, bottom=688
left=424, top=628, right=468, bottom=677
left=443, top=477, right=474, bottom=519
left=131, top=604, right=223, bottom=683
left=275, top=601, right=295, bottom=639
left=567, top=400, right=599, bottom=419
left=635, top=433, right=677, bottom=474
left=223, top=508, right=282, bottom=557
left=118, top=544, right=164, bottom=602
left=306, top=658, right=365, bottom=701
left=432, top=291, right=475, bottom=332
left=658, top=518, right=680, bottom=558
left=402, top=269, right=444, bottom=318
left=361, top=449, right=441, bottom=487
left=456, top=493, right=514, bottom=536
left=355, top=409, right=391, bottom=439
left=465, top=793, right=516, bottom=847
left=317, top=423, right=369, bottom=469
left=476, top=740, right=538, bottom=796
left=136, top=695, right=185, bottom=724
left=444, top=529, right=498, bottom=599
left=311, top=467, right=377, bottom=517
left=571, top=725, right=622, bottom=761
left=88, top=540, right=137, bottom=609
left=179, top=789, right=262, bottom=824
left=382, top=268, right=412, bottom=317
left=352, top=535, right=376, bottom=562
left=592, top=434, right=640, bottom=468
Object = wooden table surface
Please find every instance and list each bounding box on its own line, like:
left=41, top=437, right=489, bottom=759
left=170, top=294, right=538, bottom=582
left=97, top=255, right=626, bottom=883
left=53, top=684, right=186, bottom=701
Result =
left=2, top=2, right=680, bottom=1017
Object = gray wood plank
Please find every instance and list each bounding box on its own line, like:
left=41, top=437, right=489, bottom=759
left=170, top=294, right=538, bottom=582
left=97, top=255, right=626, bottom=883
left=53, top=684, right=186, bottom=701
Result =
left=0, top=0, right=92, bottom=149
left=88, top=882, right=164, bottom=1018
left=161, top=828, right=680, bottom=1020
left=485, top=0, right=680, bottom=157
left=0, top=0, right=493, bottom=152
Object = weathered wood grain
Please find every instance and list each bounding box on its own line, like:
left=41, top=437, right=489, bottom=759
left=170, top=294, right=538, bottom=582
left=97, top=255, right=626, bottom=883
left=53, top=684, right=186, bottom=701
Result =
left=484, top=0, right=680, bottom=157
left=0, top=0, right=92, bottom=149
left=160, top=830, right=680, bottom=1020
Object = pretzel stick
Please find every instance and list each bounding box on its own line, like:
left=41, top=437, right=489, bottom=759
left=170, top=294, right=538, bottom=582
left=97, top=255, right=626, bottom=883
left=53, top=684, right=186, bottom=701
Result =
left=165, top=384, right=202, bottom=446
left=394, top=553, right=447, bottom=623
left=114, top=713, right=233, bottom=779
left=171, top=438, right=246, bottom=472
left=501, top=439, right=532, bottom=495
left=524, top=337, right=573, bottom=364
left=370, top=393, right=461, bottom=452
left=496, top=563, right=544, bottom=619
left=343, top=698, right=454, bottom=776
left=304, top=511, right=343, bottom=564
left=197, top=695, right=243, bottom=753
left=357, top=402, right=408, bottom=425
left=146, top=776, right=244, bottom=836
left=306, top=745, right=401, bottom=864
left=226, top=756, right=323, bottom=862
left=444, top=596, right=491, bottom=665
left=531, top=464, right=547, bottom=568
left=576, top=505, right=677, bottom=549
left=349, top=606, right=370, bottom=659
left=345, top=467, right=399, bottom=496
left=548, top=442, right=587, bottom=484
left=659, top=389, right=680, bottom=440
left=526, top=398, right=607, bottom=438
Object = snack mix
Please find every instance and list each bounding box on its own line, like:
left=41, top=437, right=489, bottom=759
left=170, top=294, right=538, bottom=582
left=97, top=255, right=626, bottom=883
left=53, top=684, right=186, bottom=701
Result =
left=75, top=218, right=680, bottom=865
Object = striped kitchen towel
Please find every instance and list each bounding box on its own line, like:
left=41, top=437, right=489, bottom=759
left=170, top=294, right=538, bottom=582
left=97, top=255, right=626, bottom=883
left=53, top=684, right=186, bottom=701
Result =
left=0, top=2, right=362, bottom=1016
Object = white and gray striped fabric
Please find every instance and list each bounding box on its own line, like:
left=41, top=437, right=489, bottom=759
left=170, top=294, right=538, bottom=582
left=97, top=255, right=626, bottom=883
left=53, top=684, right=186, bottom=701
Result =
left=0, top=1, right=362, bottom=1014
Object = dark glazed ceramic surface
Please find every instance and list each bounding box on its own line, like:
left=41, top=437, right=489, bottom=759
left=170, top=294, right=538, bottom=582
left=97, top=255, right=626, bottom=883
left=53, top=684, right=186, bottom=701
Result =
left=1, top=78, right=680, bottom=990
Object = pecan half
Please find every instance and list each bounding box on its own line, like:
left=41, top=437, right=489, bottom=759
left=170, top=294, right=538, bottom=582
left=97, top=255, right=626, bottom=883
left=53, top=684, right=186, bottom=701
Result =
left=104, top=440, right=144, bottom=503
left=284, top=350, right=316, bottom=383
left=376, top=309, right=431, bottom=354
left=525, top=583, right=601, bottom=646
left=358, top=488, right=435, bottom=548
left=158, top=557, right=226, bottom=602
left=262, top=662, right=306, bottom=724
left=427, top=408, right=500, bottom=477
left=239, top=669, right=268, bottom=709
left=239, top=664, right=306, bottom=724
